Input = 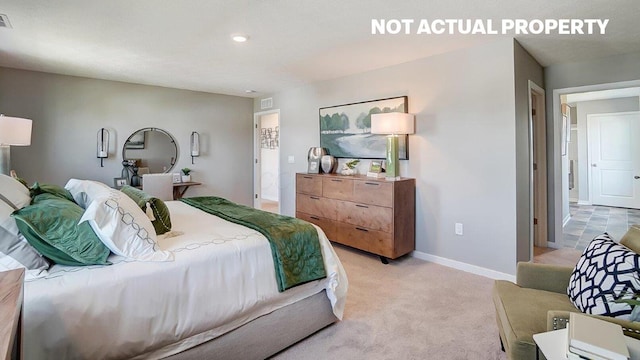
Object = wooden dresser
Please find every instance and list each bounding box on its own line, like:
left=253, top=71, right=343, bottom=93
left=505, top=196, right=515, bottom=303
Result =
left=0, top=268, right=24, bottom=360
left=296, top=173, right=415, bottom=262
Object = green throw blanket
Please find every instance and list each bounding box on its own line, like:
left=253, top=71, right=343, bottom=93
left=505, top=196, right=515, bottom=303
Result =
left=181, top=196, right=326, bottom=291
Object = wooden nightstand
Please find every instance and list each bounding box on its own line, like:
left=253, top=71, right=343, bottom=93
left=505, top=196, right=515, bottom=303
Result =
left=0, top=269, right=24, bottom=360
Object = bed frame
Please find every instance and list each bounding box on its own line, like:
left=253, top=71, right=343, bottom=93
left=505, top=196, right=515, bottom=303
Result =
left=165, top=290, right=337, bottom=359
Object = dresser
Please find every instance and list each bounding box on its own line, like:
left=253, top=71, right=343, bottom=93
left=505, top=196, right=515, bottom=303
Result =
left=296, top=173, right=415, bottom=262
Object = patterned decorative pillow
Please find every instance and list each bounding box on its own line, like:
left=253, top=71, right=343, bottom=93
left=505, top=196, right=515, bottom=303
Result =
left=567, top=233, right=640, bottom=320
left=80, top=189, right=173, bottom=262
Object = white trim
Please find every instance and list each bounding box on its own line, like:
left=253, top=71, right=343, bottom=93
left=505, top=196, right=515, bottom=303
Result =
left=577, top=200, right=591, bottom=206
left=562, top=214, right=571, bottom=227
left=569, top=197, right=578, bottom=202
left=411, top=250, right=516, bottom=282
left=528, top=80, right=547, bottom=259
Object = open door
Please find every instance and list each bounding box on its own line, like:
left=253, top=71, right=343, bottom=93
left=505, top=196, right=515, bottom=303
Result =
left=253, top=110, right=281, bottom=214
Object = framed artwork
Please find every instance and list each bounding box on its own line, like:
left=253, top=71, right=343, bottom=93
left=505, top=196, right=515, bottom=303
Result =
left=113, top=177, right=128, bottom=189
left=369, top=160, right=383, bottom=173
left=319, top=96, right=408, bottom=159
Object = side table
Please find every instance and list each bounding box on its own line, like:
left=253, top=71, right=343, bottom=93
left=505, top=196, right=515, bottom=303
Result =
left=533, top=328, right=640, bottom=360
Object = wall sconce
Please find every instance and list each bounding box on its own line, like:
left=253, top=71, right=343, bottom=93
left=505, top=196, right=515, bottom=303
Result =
left=371, top=112, right=415, bottom=181
left=0, top=114, right=32, bottom=175
left=97, top=128, right=109, bottom=167
left=190, top=131, right=200, bottom=164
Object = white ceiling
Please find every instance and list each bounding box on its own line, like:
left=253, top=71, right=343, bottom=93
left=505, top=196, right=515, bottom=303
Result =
left=0, top=0, right=639, bottom=97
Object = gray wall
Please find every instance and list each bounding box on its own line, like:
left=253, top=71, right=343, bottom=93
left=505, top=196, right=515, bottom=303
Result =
left=514, top=40, right=545, bottom=261
left=0, top=67, right=254, bottom=205
left=574, top=97, right=640, bottom=203
left=544, top=51, right=640, bottom=242
left=255, top=39, right=519, bottom=275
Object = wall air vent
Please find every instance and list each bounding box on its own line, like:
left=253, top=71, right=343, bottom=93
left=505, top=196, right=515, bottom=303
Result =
left=260, top=97, right=273, bottom=110
left=0, top=14, right=12, bottom=28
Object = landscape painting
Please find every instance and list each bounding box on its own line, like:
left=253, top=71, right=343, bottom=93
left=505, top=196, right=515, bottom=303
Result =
left=319, top=96, right=408, bottom=159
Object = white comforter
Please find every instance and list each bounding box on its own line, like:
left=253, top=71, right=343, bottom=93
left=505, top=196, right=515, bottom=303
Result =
left=23, top=201, right=348, bottom=360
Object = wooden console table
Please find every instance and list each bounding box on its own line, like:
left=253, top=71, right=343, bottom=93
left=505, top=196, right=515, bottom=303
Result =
left=173, top=181, right=201, bottom=200
left=0, top=269, right=24, bottom=360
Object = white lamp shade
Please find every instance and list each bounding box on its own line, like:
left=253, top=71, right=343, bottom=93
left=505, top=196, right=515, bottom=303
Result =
left=371, top=112, right=415, bottom=135
left=0, top=116, right=32, bottom=146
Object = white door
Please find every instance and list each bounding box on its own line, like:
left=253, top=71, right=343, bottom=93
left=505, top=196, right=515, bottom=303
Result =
left=588, top=111, right=640, bottom=209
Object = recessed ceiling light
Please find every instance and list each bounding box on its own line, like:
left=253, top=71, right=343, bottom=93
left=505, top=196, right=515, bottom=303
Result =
left=245, top=90, right=257, bottom=93
left=231, top=34, right=249, bottom=42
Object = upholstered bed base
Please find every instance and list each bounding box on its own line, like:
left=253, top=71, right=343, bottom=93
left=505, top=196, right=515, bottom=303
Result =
left=165, top=290, right=337, bottom=360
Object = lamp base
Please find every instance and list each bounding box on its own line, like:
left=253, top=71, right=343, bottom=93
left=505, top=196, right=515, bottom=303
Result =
left=0, top=146, right=10, bottom=176
left=385, top=135, right=400, bottom=179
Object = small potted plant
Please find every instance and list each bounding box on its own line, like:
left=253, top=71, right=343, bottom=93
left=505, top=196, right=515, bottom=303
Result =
left=181, top=168, right=192, bottom=182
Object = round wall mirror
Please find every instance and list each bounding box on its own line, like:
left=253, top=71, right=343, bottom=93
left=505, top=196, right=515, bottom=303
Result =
left=123, top=128, right=178, bottom=173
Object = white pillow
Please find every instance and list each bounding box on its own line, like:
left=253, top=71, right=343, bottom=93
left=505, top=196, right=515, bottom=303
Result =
left=0, top=200, right=49, bottom=280
left=80, top=189, right=173, bottom=262
left=0, top=174, right=31, bottom=209
left=64, top=179, right=112, bottom=208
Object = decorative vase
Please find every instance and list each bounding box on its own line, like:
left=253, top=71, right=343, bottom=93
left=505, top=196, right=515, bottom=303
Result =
left=321, top=155, right=337, bottom=174
left=307, top=147, right=328, bottom=161
left=182, top=175, right=191, bottom=182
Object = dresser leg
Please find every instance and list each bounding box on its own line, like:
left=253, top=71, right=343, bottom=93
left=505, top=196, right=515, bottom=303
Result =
left=379, top=256, right=389, bottom=264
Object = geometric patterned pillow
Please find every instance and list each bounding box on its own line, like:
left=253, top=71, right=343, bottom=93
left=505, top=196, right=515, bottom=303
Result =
left=567, top=233, right=640, bottom=320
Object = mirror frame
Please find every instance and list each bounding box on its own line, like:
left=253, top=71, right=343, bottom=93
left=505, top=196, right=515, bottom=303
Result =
left=122, top=127, right=178, bottom=173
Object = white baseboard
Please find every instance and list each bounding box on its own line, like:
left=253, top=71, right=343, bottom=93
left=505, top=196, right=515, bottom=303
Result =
left=577, top=200, right=591, bottom=206
left=569, top=197, right=578, bottom=203
left=411, top=250, right=516, bottom=282
left=546, top=241, right=563, bottom=249
left=563, top=214, right=571, bottom=227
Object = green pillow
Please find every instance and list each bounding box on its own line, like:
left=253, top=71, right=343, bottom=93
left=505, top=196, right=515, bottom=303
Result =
left=120, top=185, right=172, bottom=235
left=621, top=225, right=640, bottom=254
left=29, top=182, right=75, bottom=202
left=12, top=193, right=111, bottom=266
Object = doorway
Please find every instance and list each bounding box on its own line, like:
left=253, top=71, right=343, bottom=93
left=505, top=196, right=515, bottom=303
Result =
left=254, top=110, right=280, bottom=214
left=552, top=81, right=640, bottom=249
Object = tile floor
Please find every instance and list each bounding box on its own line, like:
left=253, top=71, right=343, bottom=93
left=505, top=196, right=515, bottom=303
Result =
left=563, top=202, right=640, bottom=251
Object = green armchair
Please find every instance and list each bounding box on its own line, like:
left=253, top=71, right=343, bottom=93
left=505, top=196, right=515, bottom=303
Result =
left=493, top=226, right=640, bottom=360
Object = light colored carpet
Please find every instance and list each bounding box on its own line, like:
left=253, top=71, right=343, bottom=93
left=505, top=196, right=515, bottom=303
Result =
left=272, top=245, right=508, bottom=360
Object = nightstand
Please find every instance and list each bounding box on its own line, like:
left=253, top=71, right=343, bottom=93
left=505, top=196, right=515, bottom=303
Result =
left=0, top=269, right=24, bottom=360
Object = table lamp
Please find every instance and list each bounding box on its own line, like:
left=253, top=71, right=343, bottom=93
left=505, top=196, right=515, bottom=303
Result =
left=0, top=115, right=32, bottom=175
left=371, top=112, right=414, bottom=181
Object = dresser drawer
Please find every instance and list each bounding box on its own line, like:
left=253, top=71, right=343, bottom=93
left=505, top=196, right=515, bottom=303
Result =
left=352, top=180, right=393, bottom=207
left=322, top=177, right=353, bottom=200
left=296, top=194, right=337, bottom=219
left=336, top=201, right=392, bottom=233
left=335, top=222, right=394, bottom=258
left=296, top=212, right=336, bottom=240
left=296, top=174, right=322, bottom=196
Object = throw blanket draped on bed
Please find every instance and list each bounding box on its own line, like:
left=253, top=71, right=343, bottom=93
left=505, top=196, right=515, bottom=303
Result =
left=181, top=196, right=326, bottom=291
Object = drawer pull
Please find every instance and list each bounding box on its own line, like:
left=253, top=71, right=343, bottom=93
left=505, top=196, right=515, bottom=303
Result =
left=355, top=204, right=369, bottom=208
left=310, top=196, right=320, bottom=200
left=364, top=182, right=379, bottom=186
left=303, top=176, right=313, bottom=179
left=355, top=227, right=369, bottom=232
left=310, top=216, right=320, bottom=220
left=331, top=179, right=342, bottom=182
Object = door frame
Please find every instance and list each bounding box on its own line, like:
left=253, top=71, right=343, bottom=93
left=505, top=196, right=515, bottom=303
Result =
left=551, top=79, right=640, bottom=247
left=253, top=109, right=281, bottom=212
left=528, top=80, right=548, bottom=258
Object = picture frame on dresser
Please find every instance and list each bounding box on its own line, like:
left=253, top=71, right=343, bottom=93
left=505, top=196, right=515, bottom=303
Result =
left=113, top=177, right=128, bottom=189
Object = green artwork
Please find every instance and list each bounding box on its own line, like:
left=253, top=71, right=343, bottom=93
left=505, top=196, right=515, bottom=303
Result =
left=319, top=96, right=408, bottom=159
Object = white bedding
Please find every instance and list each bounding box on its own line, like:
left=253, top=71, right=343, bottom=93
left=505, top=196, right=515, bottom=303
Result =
left=23, top=201, right=348, bottom=360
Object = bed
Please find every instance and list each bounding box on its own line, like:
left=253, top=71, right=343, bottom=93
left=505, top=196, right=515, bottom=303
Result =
left=0, top=177, right=348, bottom=360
